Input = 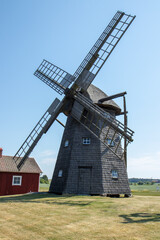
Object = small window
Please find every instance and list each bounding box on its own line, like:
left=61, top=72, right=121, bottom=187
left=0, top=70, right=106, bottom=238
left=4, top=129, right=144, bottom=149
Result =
left=82, top=138, right=91, bottom=145
left=112, top=170, right=118, bottom=179
left=12, top=176, right=22, bottom=186
left=58, top=170, right=63, bottom=177
left=64, top=140, right=69, bottom=147
left=106, top=138, right=115, bottom=147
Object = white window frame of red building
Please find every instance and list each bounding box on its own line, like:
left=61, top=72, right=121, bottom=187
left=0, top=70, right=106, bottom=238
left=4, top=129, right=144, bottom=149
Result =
left=12, top=176, right=22, bottom=186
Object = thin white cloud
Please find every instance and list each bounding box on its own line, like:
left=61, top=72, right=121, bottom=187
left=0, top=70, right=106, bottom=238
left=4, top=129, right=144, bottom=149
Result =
left=39, top=150, right=56, bottom=157
left=128, top=152, right=160, bottom=178
left=41, top=157, right=56, bottom=165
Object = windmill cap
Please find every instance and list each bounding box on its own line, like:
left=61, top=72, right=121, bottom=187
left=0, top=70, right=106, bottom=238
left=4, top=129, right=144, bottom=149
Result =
left=85, top=84, right=121, bottom=115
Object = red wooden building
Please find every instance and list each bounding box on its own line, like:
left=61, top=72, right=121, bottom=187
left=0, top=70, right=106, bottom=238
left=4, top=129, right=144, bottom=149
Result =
left=0, top=148, right=42, bottom=196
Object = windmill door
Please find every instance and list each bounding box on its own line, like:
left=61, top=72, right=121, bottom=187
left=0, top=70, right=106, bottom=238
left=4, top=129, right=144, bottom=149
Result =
left=78, top=167, right=92, bottom=194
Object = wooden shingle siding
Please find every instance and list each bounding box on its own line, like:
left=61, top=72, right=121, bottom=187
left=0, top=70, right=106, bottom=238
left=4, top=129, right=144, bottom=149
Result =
left=50, top=115, right=130, bottom=196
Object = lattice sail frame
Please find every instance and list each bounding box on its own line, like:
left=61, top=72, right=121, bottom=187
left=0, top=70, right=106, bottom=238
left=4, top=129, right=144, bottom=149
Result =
left=13, top=98, right=62, bottom=169
left=34, top=60, right=75, bottom=95
left=72, top=11, right=135, bottom=89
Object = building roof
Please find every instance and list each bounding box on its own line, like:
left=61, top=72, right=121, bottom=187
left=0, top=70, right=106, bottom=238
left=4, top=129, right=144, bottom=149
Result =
left=85, top=84, right=121, bottom=115
left=0, top=156, right=42, bottom=173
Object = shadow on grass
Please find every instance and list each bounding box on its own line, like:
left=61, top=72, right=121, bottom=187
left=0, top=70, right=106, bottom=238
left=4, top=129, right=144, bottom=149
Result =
left=120, top=213, right=160, bottom=223
left=0, top=193, right=92, bottom=206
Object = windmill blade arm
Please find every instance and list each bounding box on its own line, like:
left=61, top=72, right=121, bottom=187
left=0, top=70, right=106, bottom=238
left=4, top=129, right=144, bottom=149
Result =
left=71, top=93, right=134, bottom=160
left=34, top=59, right=75, bottom=95
left=13, top=98, right=64, bottom=170
left=72, top=11, right=135, bottom=91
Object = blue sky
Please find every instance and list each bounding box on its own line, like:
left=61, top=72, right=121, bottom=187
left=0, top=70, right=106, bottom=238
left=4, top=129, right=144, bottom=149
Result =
left=1, top=0, right=160, bottom=179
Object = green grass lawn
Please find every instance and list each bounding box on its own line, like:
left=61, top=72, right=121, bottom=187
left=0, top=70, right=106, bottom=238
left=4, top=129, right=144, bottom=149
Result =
left=0, top=193, right=160, bottom=240
left=130, top=183, right=160, bottom=196
left=39, top=183, right=50, bottom=192
left=1, top=183, right=158, bottom=239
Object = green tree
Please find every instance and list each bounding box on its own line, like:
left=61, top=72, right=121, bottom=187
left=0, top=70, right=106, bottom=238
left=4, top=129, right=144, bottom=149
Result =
left=137, top=181, right=143, bottom=185
left=40, top=175, right=49, bottom=184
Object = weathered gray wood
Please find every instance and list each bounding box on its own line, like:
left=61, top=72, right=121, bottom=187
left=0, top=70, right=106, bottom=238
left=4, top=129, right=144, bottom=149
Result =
left=71, top=101, right=84, bottom=121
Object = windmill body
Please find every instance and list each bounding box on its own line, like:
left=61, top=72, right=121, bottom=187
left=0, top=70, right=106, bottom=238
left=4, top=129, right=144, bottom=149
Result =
left=50, top=85, right=130, bottom=196
left=13, top=11, right=135, bottom=197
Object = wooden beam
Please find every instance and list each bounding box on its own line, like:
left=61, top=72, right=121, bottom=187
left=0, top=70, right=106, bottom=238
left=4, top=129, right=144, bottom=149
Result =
left=56, top=119, right=65, bottom=128
left=98, top=91, right=127, bottom=103
left=123, top=95, right=127, bottom=168
left=118, top=111, right=128, bottom=116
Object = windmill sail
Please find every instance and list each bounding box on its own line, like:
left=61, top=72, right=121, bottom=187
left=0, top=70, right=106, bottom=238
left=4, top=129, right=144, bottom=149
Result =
left=72, top=11, right=135, bottom=91
left=13, top=98, right=62, bottom=170
left=34, top=59, right=75, bottom=95
left=71, top=92, right=134, bottom=159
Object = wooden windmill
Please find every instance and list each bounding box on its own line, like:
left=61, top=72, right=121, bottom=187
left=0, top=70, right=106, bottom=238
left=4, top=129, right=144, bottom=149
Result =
left=13, top=11, right=135, bottom=197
